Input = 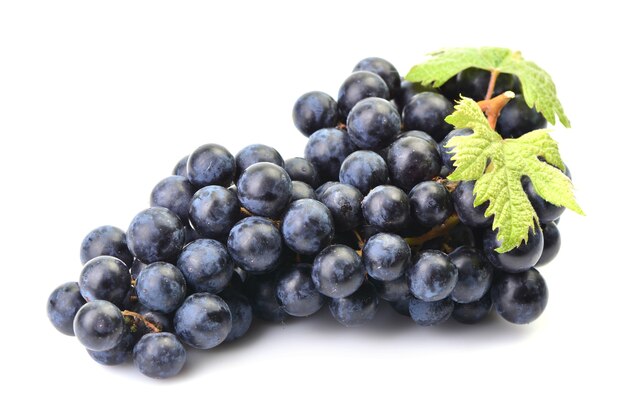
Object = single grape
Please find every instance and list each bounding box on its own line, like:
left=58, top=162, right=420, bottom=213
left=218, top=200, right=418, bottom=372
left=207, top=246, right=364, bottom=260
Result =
left=281, top=199, right=334, bottom=255
left=496, top=95, right=547, bottom=138
left=220, top=291, right=253, bottom=342
left=339, top=150, right=389, bottom=195
left=329, top=281, right=379, bottom=327
left=318, top=183, right=363, bottom=232
left=133, top=332, right=186, bottom=379
left=150, top=175, right=195, bottom=222
left=439, top=128, right=472, bottom=173
left=491, top=268, right=548, bottom=324
left=452, top=181, right=492, bottom=228
left=177, top=239, right=233, bottom=293
left=293, top=91, right=339, bottom=136
left=407, top=250, right=458, bottom=302
left=536, top=222, right=561, bottom=266
left=136, top=262, right=187, bottom=314
left=79, top=256, right=131, bottom=307
left=448, top=246, right=493, bottom=304
left=174, top=293, right=232, bottom=349
left=362, top=233, right=411, bottom=281
left=370, top=275, right=410, bottom=302
left=235, top=144, right=284, bottom=178
left=284, top=157, right=320, bottom=187
left=362, top=185, right=410, bottom=232
left=73, top=300, right=125, bottom=351
left=483, top=227, right=544, bottom=273
left=402, top=92, right=454, bottom=142
left=315, top=181, right=340, bottom=198
left=305, top=128, right=357, bottom=182
left=408, top=181, right=453, bottom=228
left=227, top=217, right=282, bottom=274
left=127, top=207, right=185, bottom=264
left=47, top=282, right=86, bottom=336
left=188, top=185, right=240, bottom=239
left=386, top=134, right=441, bottom=192
left=439, top=76, right=460, bottom=101
left=87, top=323, right=139, bottom=366
left=276, top=264, right=325, bottom=317
left=353, top=57, right=401, bottom=98
left=452, top=292, right=493, bottom=324
left=337, top=71, right=389, bottom=117
left=80, top=225, right=133, bottom=267
left=409, top=297, right=454, bottom=326
left=131, top=258, right=147, bottom=280
left=291, top=181, right=317, bottom=201
left=522, top=176, right=566, bottom=223
left=243, top=273, right=288, bottom=322
left=183, top=225, right=200, bottom=245
left=237, top=162, right=292, bottom=218
left=346, top=97, right=401, bottom=150
left=390, top=296, right=411, bottom=317
left=172, top=155, right=188, bottom=177
left=455, top=68, right=516, bottom=101
left=187, top=143, right=236, bottom=188
left=393, top=80, right=437, bottom=112
left=312, top=244, right=365, bottom=298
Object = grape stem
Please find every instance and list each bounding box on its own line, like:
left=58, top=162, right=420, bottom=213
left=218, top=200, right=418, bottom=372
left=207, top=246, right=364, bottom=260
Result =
left=353, top=230, right=365, bottom=248
left=484, top=69, right=500, bottom=101
left=404, top=214, right=460, bottom=247
left=478, top=91, right=515, bottom=130
left=122, top=310, right=161, bottom=333
left=240, top=207, right=281, bottom=227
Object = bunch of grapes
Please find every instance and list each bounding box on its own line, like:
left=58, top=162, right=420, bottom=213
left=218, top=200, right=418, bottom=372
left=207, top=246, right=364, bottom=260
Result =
left=47, top=57, right=563, bottom=379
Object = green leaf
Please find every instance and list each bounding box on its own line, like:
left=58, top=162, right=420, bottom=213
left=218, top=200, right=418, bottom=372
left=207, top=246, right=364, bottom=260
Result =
left=406, top=47, right=570, bottom=127
left=445, top=98, right=583, bottom=253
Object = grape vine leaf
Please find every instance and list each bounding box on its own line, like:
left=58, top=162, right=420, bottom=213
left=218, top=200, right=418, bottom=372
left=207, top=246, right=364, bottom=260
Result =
left=444, top=97, right=583, bottom=252
left=405, top=47, right=570, bottom=128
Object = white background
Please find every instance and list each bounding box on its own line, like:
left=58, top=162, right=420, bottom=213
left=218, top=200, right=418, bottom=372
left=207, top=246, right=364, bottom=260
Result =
left=1, top=1, right=623, bottom=416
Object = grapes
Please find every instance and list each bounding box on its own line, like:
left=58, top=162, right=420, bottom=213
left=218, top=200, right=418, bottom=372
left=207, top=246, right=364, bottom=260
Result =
left=133, top=333, right=186, bottom=379
left=329, top=281, right=379, bottom=327
left=339, top=150, right=389, bottom=195
left=235, top=144, right=284, bottom=176
left=312, top=244, right=365, bottom=298
left=127, top=207, right=186, bottom=264
left=362, top=233, right=411, bottom=281
left=402, top=92, right=454, bottom=142
left=174, top=293, right=232, bottom=349
left=136, top=262, right=187, bottom=314
left=281, top=199, right=334, bottom=255
left=227, top=217, right=282, bottom=274
left=284, top=157, right=320, bottom=187
left=188, top=185, right=240, bottom=239
left=408, top=181, right=453, bottom=228
left=80, top=225, right=134, bottom=267
left=177, top=239, right=233, bottom=293
left=305, top=128, right=356, bottom=182
left=496, top=95, right=547, bottom=138
left=150, top=175, right=195, bottom=222
left=73, top=300, right=125, bottom=351
left=338, top=71, right=389, bottom=117
left=292, top=91, right=339, bottom=137
left=47, top=282, right=86, bottom=336
left=362, top=185, right=410, bottom=232
left=187, top=143, right=236, bottom=188
left=353, top=57, right=401, bottom=98
left=491, top=268, right=548, bottom=324
left=346, top=97, right=401, bottom=150
left=237, top=162, right=292, bottom=218
left=386, top=134, right=441, bottom=192
left=276, top=264, right=325, bottom=317
left=79, top=256, right=131, bottom=307
left=407, top=250, right=458, bottom=302
left=48, top=55, right=571, bottom=379
left=317, top=184, right=363, bottom=233
left=483, top=227, right=544, bottom=273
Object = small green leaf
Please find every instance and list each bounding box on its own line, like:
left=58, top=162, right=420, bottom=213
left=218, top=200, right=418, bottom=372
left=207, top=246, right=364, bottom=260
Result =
left=445, top=97, right=583, bottom=252
left=406, top=47, right=570, bottom=127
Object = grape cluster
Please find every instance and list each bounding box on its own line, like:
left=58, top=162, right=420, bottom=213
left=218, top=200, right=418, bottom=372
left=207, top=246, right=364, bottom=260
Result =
left=47, top=57, right=562, bottom=379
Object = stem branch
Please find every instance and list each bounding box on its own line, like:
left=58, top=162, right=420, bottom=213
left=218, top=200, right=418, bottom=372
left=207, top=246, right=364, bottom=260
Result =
left=404, top=214, right=460, bottom=247
left=122, top=310, right=161, bottom=333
